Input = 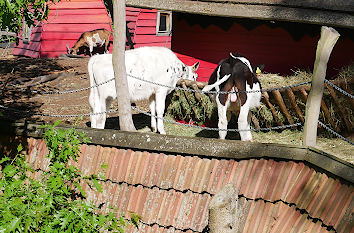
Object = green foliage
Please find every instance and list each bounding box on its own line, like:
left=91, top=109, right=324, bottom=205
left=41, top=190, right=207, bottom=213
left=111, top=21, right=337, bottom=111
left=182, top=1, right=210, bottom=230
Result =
left=167, top=89, right=216, bottom=125
left=0, top=0, right=56, bottom=33
left=0, top=122, right=140, bottom=232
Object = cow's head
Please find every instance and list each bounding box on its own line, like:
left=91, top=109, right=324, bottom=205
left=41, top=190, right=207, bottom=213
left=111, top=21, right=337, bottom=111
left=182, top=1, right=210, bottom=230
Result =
left=181, top=62, right=199, bottom=81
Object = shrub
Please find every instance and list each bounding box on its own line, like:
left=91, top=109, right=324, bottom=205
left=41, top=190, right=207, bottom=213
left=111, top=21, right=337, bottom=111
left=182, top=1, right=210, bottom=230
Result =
left=0, top=121, right=140, bottom=232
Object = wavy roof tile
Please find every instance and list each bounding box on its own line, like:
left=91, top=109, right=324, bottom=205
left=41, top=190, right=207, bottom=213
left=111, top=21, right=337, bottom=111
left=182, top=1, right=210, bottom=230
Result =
left=25, top=136, right=353, bottom=233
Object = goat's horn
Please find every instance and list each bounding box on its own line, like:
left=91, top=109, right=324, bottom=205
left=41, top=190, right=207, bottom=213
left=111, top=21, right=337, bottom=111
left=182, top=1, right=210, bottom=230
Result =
left=66, top=44, right=70, bottom=52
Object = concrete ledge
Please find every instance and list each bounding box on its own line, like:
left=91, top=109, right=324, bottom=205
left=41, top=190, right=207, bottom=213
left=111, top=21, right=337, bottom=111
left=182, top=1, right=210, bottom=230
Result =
left=1, top=120, right=353, bottom=183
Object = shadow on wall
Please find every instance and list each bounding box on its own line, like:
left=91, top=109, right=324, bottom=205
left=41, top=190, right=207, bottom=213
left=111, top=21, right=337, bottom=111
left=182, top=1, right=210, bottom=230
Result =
left=85, top=113, right=151, bottom=130
left=0, top=120, right=31, bottom=158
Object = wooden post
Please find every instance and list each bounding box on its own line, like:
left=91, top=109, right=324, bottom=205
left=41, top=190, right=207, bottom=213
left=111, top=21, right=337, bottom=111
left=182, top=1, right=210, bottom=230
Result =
left=112, top=0, right=136, bottom=132
left=303, top=26, right=340, bottom=147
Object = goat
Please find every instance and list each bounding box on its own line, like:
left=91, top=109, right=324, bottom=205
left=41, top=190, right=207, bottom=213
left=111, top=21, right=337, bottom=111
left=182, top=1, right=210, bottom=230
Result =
left=67, top=29, right=112, bottom=56
left=88, top=46, right=200, bottom=134
left=202, top=52, right=262, bottom=141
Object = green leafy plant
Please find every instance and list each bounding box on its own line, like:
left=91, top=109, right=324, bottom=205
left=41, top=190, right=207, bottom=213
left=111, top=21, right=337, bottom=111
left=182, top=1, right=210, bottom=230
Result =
left=0, top=121, right=140, bottom=232
left=0, top=0, right=57, bottom=33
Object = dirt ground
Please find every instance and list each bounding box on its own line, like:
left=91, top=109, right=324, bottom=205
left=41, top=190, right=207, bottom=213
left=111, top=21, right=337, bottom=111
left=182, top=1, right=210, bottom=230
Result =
left=0, top=47, right=151, bottom=130
left=1, top=47, right=353, bottom=163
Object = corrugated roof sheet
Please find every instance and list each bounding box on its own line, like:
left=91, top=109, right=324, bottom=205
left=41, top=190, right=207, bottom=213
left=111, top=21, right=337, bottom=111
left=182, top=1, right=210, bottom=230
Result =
left=26, top=137, right=353, bottom=232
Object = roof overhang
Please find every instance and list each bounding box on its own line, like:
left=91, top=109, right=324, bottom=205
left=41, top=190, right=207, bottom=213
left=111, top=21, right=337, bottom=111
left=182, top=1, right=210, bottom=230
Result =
left=126, top=0, right=354, bottom=29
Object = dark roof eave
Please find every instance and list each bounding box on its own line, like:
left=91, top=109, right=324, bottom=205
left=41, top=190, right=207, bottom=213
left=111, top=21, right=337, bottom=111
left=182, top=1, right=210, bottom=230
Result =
left=126, top=0, right=354, bottom=29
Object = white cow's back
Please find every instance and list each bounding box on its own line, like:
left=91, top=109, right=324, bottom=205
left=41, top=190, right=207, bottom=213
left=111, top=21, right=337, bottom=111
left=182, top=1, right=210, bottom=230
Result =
left=88, top=46, right=198, bottom=131
left=89, top=47, right=183, bottom=102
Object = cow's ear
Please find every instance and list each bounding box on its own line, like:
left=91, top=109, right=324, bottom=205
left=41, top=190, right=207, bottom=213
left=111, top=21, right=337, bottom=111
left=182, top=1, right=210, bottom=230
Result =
left=192, top=61, right=200, bottom=71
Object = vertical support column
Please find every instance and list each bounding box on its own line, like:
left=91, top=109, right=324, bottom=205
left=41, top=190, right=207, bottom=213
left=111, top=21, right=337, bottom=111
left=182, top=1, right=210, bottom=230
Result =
left=113, top=0, right=136, bottom=132
left=303, top=26, right=340, bottom=147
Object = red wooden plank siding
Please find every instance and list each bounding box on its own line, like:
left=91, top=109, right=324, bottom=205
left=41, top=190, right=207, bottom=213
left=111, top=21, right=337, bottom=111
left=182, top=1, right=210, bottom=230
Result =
left=126, top=6, right=140, bottom=45
left=48, top=9, right=108, bottom=16
left=42, top=23, right=111, bottom=33
left=12, top=48, right=40, bottom=58
left=172, top=13, right=354, bottom=81
left=136, top=19, right=156, bottom=27
left=133, top=35, right=170, bottom=43
left=133, top=9, right=171, bottom=49
left=14, top=0, right=112, bottom=58
left=175, top=53, right=218, bottom=83
left=44, top=15, right=110, bottom=24
left=13, top=3, right=172, bottom=57
left=41, top=32, right=91, bottom=40
left=135, top=27, right=156, bottom=35
left=48, top=2, right=105, bottom=9
left=13, top=24, right=43, bottom=57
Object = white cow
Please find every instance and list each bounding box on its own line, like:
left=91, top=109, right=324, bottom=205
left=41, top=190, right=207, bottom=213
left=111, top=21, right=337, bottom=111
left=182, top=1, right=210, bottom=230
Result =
left=88, top=46, right=199, bottom=134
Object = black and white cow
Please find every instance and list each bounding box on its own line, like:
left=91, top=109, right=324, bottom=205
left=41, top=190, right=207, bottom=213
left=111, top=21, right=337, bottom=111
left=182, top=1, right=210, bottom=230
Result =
left=202, top=53, right=262, bottom=141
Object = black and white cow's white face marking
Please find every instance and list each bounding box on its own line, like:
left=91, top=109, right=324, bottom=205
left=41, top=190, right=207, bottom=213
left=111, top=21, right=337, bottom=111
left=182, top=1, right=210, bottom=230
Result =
left=181, top=62, right=199, bottom=81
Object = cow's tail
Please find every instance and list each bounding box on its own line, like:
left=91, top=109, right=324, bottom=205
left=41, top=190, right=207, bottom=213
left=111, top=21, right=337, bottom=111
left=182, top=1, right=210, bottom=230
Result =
left=202, top=73, right=231, bottom=92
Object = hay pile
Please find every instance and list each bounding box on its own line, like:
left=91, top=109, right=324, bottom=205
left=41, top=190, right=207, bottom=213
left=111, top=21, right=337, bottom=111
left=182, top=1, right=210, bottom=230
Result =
left=167, top=64, right=353, bottom=135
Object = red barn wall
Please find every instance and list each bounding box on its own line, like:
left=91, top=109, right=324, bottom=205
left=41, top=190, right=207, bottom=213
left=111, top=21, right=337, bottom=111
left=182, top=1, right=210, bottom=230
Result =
left=134, top=9, right=171, bottom=48
left=126, top=6, right=140, bottom=49
left=13, top=4, right=171, bottom=58
left=14, top=0, right=112, bottom=58
left=172, top=13, right=354, bottom=82
left=13, top=26, right=43, bottom=58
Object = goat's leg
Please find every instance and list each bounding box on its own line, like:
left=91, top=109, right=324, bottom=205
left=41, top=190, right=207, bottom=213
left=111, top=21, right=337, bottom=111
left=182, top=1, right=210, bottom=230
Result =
left=155, top=91, right=167, bottom=135
left=238, top=104, right=252, bottom=141
left=89, top=45, right=93, bottom=56
left=149, top=94, right=157, bottom=132
left=104, top=40, right=109, bottom=54
left=217, top=97, right=228, bottom=140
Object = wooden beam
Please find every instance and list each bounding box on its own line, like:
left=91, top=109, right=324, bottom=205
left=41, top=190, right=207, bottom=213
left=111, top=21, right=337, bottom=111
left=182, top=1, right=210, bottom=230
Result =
left=126, top=0, right=354, bottom=29
left=199, top=0, right=353, bottom=13
left=303, top=26, right=340, bottom=147
left=272, top=90, right=294, bottom=126
left=262, top=92, right=283, bottom=127
left=286, top=88, right=304, bottom=123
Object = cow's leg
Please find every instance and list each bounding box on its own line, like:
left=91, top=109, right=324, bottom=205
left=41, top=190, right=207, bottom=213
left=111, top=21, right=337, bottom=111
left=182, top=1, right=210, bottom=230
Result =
left=217, top=97, right=228, bottom=140
left=89, top=91, right=107, bottom=129
left=155, top=91, right=167, bottom=135
left=238, top=103, right=252, bottom=141
left=149, top=94, right=157, bottom=132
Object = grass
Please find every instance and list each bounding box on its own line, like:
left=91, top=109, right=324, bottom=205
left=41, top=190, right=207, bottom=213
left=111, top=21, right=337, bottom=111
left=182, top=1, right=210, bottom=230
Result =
left=163, top=116, right=353, bottom=164
left=163, top=65, right=354, bottom=164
